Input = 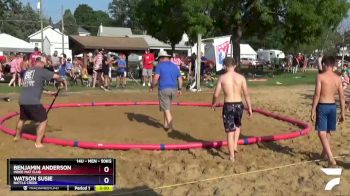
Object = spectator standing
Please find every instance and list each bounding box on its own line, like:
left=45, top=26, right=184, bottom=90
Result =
left=116, top=53, right=127, bottom=88
left=51, top=51, right=60, bottom=72
left=8, top=53, right=22, bottom=87
left=30, top=47, right=42, bottom=67
left=92, top=50, right=103, bottom=88
left=142, top=49, right=155, bottom=87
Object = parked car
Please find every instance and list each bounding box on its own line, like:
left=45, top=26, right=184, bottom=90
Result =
left=240, top=58, right=262, bottom=68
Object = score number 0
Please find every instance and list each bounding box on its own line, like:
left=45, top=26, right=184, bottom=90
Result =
left=103, top=166, right=110, bottom=184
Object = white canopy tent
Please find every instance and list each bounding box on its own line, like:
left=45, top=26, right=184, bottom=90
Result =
left=0, top=33, right=34, bottom=53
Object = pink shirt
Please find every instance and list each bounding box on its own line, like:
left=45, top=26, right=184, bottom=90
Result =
left=94, top=53, right=103, bottom=70
left=10, top=58, right=22, bottom=73
left=30, top=51, right=42, bottom=66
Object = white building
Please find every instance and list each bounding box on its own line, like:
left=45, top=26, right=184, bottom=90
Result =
left=28, top=26, right=72, bottom=58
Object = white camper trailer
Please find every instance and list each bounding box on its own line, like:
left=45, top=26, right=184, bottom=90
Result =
left=257, top=49, right=285, bottom=64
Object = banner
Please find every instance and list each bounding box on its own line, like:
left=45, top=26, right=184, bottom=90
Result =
left=215, top=40, right=230, bottom=71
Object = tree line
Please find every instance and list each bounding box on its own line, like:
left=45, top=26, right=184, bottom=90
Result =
left=0, top=0, right=349, bottom=54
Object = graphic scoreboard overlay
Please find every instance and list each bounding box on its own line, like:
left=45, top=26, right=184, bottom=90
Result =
left=7, top=158, right=116, bottom=191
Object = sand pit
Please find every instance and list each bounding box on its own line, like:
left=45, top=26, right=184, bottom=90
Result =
left=0, top=101, right=309, bottom=150
left=0, top=87, right=349, bottom=195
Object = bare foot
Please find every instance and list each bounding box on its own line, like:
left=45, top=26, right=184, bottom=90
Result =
left=229, top=156, right=235, bottom=162
left=328, top=159, right=337, bottom=168
left=35, top=143, right=44, bottom=148
left=13, top=137, right=20, bottom=142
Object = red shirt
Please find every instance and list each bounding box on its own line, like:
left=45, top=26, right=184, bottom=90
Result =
left=30, top=51, right=42, bottom=66
left=0, top=56, right=6, bottom=63
left=143, top=53, right=154, bottom=69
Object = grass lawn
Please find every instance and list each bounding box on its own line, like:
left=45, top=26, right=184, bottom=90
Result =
left=0, top=70, right=317, bottom=94
left=246, top=71, right=317, bottom=87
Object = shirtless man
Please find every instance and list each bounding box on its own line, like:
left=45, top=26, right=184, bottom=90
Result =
left=212, top=57, right=253, bottom=161
left=311, top=56, right=345, bottom=167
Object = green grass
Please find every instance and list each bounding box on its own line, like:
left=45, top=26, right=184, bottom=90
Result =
left=0, top=71, right=317, bottom=94
left=246, top=71, right=317, bottom=87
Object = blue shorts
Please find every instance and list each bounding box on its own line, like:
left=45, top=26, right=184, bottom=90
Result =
left=316, top=103, right=337, bottom=132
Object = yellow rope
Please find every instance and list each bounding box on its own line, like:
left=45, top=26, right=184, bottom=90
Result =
left=112, top=155, right=348, bottom=195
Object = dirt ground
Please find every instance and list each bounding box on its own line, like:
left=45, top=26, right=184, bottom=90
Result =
left=0, top=86, right=350, bottom=196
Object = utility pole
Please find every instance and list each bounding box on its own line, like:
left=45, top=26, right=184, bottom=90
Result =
left=61, top=5, right=65, bottom=54
left=196, top=34, right=202, bottom=91
left=341, top=32, right=345, bottom=70
left=39, top=0, right=44, bottom=52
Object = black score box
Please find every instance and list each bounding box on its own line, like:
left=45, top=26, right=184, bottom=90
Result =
left=11, top=185, right=114, bottom=191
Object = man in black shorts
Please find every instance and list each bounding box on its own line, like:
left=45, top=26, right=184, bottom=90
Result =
left=101, top=54, right=110, bottom=91
left=212, top=57, right=252, bottom=161
left=14, top=57, right=62, bottom=148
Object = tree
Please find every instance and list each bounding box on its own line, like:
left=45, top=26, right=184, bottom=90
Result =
left=210, top=0, right=350, bottom=55
left=48, top=17, right=53, bottom=26
left=0, top=1, right=44, bottom=40
left=108, top=0, right=142, bottom=33
left=136, top=0, right=214, bottom=50
left=74, top=4, right=112, bottom=35
left=181, top=0, right=214, bottom=44
left=136, top=0, right=186, bottom=51
left=63, top=9, right=78, bottom=35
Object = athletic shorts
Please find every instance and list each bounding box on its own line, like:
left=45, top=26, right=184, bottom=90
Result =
left=116, top=71, right=126, bottom=77
left=20, top=70, right=26, bottom=79
left=93, top=69, right=102, bottom=74
left=20, top=105, right=47, bottom=122
left=60, top=75, right=67, bottom=81
left=142, top=69, right=153, bottom=77
left=158, top=88, right=177, bottom=111
left=316, top=103, right=337, bottom=131
left=222, top=102, right=244, bottom=132
left=102, top=68, right=109, bottom=76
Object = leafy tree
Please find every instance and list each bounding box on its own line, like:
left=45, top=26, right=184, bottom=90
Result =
left=108, top=0, right=142, bottom=33
left=0, top=1, right=45, bottom=40
left=63, top=9, right=78, bottom=35
left=136, top=0, right=214, bottom=50
left=74, top=4, right=112, bottom=35
left=136, top=0, right=186, bottom=51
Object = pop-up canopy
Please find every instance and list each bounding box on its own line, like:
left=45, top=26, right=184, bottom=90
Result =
left=0, top=33, right=34, bottom=53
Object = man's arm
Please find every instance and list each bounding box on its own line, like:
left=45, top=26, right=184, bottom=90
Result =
left=177, top=76, right=183, bottom=95
left=338, top=78, right=346, bottom=123
left=242, top=77, right=253, bottom=117
left=311, top=75, right=321, bottom=122
left=211, top=77, right=222, bottom=109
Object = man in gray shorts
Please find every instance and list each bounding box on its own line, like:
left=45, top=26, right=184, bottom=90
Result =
left=14, top=57, right=62, bottom=148
left=150, top=50, right=182, bottom=132
left=142, top=49, right=155, bottom=87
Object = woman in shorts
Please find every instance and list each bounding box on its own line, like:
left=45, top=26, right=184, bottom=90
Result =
left=117, top=54, right=127, bottom=88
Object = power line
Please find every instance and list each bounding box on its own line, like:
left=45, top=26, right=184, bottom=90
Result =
left=0, top=19, right=106, bottom=28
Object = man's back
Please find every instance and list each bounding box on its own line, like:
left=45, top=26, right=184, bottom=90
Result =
left=220, top=71, right=244, bottom=102
left=156, top=61, right=180, bottom=90
left=318, top=71, right=341, bottom=103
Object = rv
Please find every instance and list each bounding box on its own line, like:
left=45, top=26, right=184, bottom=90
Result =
left=257, top=49, right=285, bottom=65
